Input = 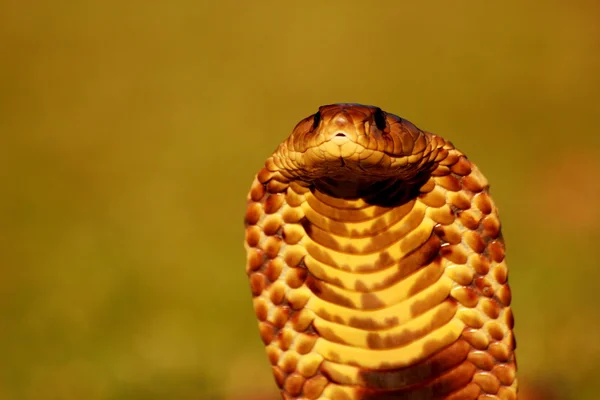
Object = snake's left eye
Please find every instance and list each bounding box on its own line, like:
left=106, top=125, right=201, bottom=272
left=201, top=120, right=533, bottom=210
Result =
left=312, top=111, right=321, bottom=129
left=374, top=108, right=387, bottom=131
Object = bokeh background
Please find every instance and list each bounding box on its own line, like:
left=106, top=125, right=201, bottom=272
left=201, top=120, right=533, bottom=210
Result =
left=1, top=1, right=599, bottom=399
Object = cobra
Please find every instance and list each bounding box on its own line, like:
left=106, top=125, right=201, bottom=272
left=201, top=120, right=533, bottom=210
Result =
left=244, top=104, right=517, bottom=399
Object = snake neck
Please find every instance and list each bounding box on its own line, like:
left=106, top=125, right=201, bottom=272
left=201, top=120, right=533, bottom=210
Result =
left=311, top=169, right=433, bottom=207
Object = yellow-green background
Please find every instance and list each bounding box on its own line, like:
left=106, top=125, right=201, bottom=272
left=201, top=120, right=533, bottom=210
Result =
left=1, top=1, right=599, bottom=399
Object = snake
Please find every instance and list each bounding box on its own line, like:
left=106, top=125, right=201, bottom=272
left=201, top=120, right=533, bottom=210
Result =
left=244, top=104, right=517, bottom=400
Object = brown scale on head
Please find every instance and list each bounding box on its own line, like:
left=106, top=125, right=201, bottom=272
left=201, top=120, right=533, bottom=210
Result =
left=244, top=104, right=517, bottom=399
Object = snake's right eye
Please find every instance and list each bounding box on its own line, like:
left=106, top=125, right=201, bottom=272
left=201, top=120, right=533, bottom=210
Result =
left=374, top=108, right=388, bottom=132
left=312, top=111, right=321, bottom=129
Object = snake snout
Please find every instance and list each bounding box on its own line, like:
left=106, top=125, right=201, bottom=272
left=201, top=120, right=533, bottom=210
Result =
left=333, top=112, right=351, bottom=127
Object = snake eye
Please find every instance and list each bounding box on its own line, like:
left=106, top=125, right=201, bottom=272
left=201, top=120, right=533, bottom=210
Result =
left=312, top=111, right=321, bottom=130
left=374, top=108, right=387, bottom=131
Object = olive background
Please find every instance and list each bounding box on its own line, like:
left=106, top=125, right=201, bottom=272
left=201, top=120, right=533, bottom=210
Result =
left=1, top=1, right=599, bottom=399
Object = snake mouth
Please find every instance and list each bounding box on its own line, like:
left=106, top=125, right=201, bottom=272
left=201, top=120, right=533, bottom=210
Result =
left=304, top=138, right=411, bottom=180
left=300, top=138, right=430, bottom=204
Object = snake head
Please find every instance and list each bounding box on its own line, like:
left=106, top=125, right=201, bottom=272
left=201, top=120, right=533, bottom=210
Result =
left=274, top=104, right=444, bottom=182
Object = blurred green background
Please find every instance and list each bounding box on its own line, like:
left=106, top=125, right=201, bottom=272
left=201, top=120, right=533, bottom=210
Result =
left=1, top=1, right=599, bottom=399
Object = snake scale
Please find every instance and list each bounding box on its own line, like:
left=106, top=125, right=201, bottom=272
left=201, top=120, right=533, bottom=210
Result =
left=244, top=104, right=517, bottom=399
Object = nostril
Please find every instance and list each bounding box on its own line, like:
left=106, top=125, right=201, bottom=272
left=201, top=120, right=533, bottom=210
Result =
left=335, top=132, right=346, bottom=137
